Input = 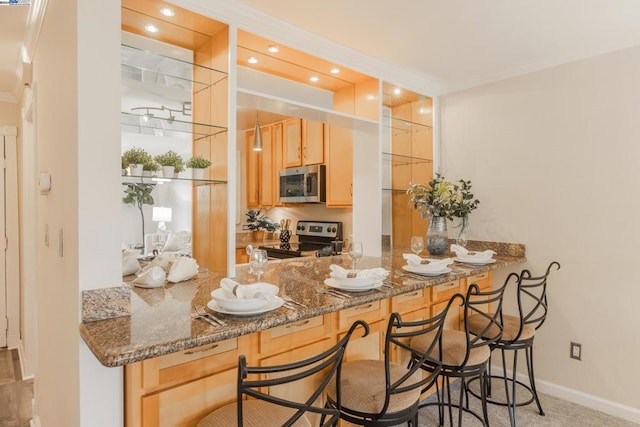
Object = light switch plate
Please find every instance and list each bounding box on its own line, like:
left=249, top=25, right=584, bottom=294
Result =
left=39, top=172, right=51, bottom=194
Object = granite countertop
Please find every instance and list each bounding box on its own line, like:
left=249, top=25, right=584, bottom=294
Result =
left=80, top=241, right=525, bottom=367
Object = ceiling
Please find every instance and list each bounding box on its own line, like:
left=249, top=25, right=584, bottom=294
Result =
left=238, top=0, right=640, bottom=93
left=3, top=2, right=640, bottom=100
left=0, top=3, right=29, bottom=98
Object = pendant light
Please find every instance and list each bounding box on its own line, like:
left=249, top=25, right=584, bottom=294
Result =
left=253, top=110, right=263, bottom=151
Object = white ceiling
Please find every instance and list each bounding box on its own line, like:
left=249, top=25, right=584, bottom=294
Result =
left=3, top=2, right=640, bottom=100
left=0, top=3, right=29, bottom=99
left=239, top=0, right=640, bottom=93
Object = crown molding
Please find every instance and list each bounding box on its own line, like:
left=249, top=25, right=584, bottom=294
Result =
left=22, top=0, right=48, bottom=64
left=169, top=0, right=443, bottom=96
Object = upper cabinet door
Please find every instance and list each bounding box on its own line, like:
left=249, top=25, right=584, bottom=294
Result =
left=302, top=120, right=324, bottom=165
left=283, top=118, right=302, bottom=168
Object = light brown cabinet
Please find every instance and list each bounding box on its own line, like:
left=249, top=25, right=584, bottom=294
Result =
left=283, top=118, right=324, bottom=167
left=246, top=123, right=283, bottom=208
left=325, top=124, right=353, bottom=207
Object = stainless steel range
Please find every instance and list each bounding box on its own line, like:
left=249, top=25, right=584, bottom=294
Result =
left=259, top=220, right=343, bottom=259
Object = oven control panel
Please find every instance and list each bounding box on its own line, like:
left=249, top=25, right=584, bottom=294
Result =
left=296, top=221, right=342, bottom=239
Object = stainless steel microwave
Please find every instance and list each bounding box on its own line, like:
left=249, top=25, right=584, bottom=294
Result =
left=279, top=164, right=326, bottom=203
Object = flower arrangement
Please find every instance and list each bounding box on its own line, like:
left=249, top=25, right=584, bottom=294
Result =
left=407, top=173, right=479, bottom=220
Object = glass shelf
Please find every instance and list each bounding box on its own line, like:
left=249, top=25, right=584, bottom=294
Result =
left=382, top=114, right=432, bottom=136
left=121, top=112, right=227, bottom=141
left=121, top=44, right=228, bottom=93
left=382, top=152, right=433, bottom=165
left=122, top=175, right=227, bottom=186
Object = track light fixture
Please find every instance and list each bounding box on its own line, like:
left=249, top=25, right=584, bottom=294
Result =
left=131, top=102, right=191, bottom=124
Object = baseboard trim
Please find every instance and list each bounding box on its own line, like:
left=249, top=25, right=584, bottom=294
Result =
left=30, top=414, right=41, bottom=427
left=491, top=364, right=640, bottom=424
left=16, top=340, right=34, bottom=380
left=7, top=332, right=20, bottom=349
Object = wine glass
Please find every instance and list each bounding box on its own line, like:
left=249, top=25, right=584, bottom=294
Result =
left=249, top=249, right=269, bottom=282
left=348, top=242, right=364, bottom=270
left=410, top=236, right=424, bottom=257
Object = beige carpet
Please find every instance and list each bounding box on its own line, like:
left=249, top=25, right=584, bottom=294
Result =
left=415, top=378, right=638, bottom=427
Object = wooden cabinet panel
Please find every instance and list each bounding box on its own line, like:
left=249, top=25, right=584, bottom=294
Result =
left=283, top=118, right=302, bottom=168
left=235, top=248, right=249, bottom=264
left=245, top=129, right=259, bottom=207
left=432, top=299, right=461, bottom=331
left=272, top=123, right=283, bottom=206
left=283, top=118, right=324, bottom=167
left=462, top=271, right=492, bottom=291
left=258, top=125, right=273, bottom=206
left=259, top=314, right=331, bottom=356
left=389, top=307, right=430, bottom=366
left=341, top=319, right=385, bottom=363
left=431, top=279, right=461, bottom=304
left=391, top=288, right=429, bottom=314
left=337, top=300, right=386, bottom=331
left=141, top=368, right=237, bottom=427
left=325, top=124, right=353, bottom=207
left=302, top=120, right=324, bottom=165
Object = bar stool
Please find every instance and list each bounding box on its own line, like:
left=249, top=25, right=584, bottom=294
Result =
left=197, top=319, right=369, bottom=427
left=467, top=261, right=561, bottom=426
left=323, top=301, right=456, bottom=426
left=411, top=273, right=516, bottom=426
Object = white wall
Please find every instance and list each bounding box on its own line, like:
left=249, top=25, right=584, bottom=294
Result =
left=440, top=45, right=640, bottom=420
left=32, top=0, right=123, bottom=425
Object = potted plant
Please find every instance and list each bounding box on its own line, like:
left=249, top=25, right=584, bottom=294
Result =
left=154, top=150, right=184, bottom=178
left=122, top=182, right=156, bottom=248
left=186, top=155, right=211, bottom=179
left=122, top=147, right=152, bottom=176
left=142, top=158, right=160, bottom=177
left=246, top=209, right=280, bottom=241
left=121, top=155, right=128, bottom=176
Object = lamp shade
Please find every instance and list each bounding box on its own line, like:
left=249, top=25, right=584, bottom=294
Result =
left=152, top=207, right=172, bottom=222
left=253, top=121, right=263, bottom=151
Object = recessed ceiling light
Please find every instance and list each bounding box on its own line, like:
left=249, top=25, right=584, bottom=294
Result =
left=144, top=24, right=159, bottom=33
left=393, top=88, right=402, bottom=95
left=418, top=107, right=431, bottom=114
left=248, top=57, right=258, bottom=64
left=159, top=7, right=175, bottom=17
left=310, top=76, right=319, bottom=82
left=330, top=67, right=340, bottom=74
left=267, top=45, right=279, bottom=53
left=366, top=94, right=376, bottom=101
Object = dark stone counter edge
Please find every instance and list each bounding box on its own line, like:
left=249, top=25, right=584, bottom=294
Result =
left=79, top=255, right=525, bottom=367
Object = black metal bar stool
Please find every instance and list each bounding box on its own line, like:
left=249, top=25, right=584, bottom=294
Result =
left=411, top=273, right=515, bottom=427
left=467, top=261, right=561, bottom=427
left=197, top=319, right=369, bottom=427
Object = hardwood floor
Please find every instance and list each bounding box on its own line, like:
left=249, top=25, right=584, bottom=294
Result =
left=0, top=348, right=32, bottom=427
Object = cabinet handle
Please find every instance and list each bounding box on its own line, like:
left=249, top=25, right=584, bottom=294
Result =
left=350, top=183, right=352, bottom=196
left=286, top=320, right=310, bottom=329
left=407, top=291, right=420, bottom=297
left=355, top=303, right=374, bottom=311
left=298, top=145, right=302, bottom=160
left=184, top=344, right=219, bottom=355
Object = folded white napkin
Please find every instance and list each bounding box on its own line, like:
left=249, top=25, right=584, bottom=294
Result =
left=167, top=257, right=199, bottom=283
left=122, top=252, right=140, bottom=276
left=329, top=264, right=389, bottom=280
left=219, top=278, right=278, bottom=302
left=450, top=244, right=496, bottom=262
left=133, top=266, right=166, bottom=288
left=140, top=252, right=178, bottom=274
left=403, top=254, right=454, bottom=267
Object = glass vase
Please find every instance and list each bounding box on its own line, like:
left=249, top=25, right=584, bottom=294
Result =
left=456, top=216, right=469, bottom=248
left=426, top=216, right=449, bottom=256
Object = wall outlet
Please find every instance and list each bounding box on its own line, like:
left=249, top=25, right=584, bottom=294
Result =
left=570, top=342, right=582, bottom=360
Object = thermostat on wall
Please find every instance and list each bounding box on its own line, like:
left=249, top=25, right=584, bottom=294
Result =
left=39, top=172, right=51, bottom=194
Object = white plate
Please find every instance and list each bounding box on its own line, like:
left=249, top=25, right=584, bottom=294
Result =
left=207, top=297, right=284, bottom=316
left=132, top=282, right=165, bottom=289
left=402, top=265, right=452, bottom=276
left=324, top=278, right=383, bottom=292
left=329, top=274, right=380, bottom=287
left=453, top=257, right=496, bottom=265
